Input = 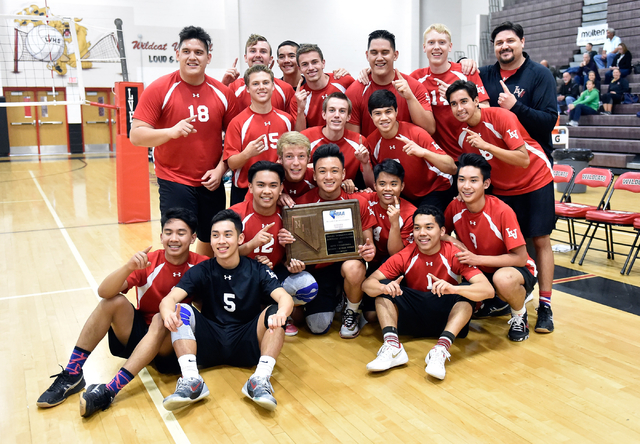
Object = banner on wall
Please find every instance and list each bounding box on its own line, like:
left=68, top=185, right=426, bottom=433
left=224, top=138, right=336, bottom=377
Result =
left=576, top=23, right=608, bottom=46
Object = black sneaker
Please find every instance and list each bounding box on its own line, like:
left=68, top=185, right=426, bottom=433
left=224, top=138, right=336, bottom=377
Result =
left=508, top=313, right=530, bottom=342
left=80, top=384, right=114, bottom=417
left=535, top=304, right=554, bottom=333
left=37, top=367, right=85, bottom=408
left=473, top=297, right=510, bottom=318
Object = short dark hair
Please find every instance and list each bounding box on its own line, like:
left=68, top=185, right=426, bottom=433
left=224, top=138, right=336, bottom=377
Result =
left=178, top=26, right=211, bottom=53
left=248, top=160, right=285, bottom=183
left=368, top=30, right=396, bottom=50
left=278, top=40, right=299, bottom=54
left=457, top=153, right=491, bottom=181
left=373, top=158, right=405, bottom=182
left=368, top=89, right=397, bottom=114
left=211, top=209, right=243, bottom=235
left=312, top=143, right=344, bottom=168
left=161, top=207, right=198, bottom=235
left=322, top=91, right=352, bottom=114
left=413, top=205, right=444, bottom=228
left=490, top=21, right=524, bottom=42
left=296, top=43, right=324, bottom=64
left=445, top=80, right=478, bottom=102
left=244, top=64, right=274, bottom=85
left=586, top=42, right=593, bottom=47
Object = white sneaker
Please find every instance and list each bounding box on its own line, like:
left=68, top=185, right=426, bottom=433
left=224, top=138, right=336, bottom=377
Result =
left=366, top=343, right=409, bottom=372
left=340, top=308, right=361, bottom=339
left=425, top=345, right=451, bottom=380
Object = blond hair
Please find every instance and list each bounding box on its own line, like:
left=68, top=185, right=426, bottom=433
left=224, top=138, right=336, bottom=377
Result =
left=245, top=33, right=271, bottom=55
left=277, top=131, right=311, bottom=158
left=423, top=24, right=452, bottom=43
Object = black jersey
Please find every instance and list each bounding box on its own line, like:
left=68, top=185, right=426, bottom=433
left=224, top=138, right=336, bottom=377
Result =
left=177, top=256, right=281, bottom=326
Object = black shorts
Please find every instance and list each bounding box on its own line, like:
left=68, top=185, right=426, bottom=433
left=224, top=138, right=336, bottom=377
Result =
left=380, top=282, right=473, bottom=338
left=157, top=177, right=226, bottom=243
left=495, top=181, right=555, bottom=238
left=230, top=184, right=248, bottom=206
left=409, top=185, right=456, bottom=214
left=362, top=260, right=385, bottom=313
left=484, top=265, right=538, bottom=295
left=305, top=262, right=344, bottom=316
left=192, top=307, right=261, bottom=368
left=108, top=306, right=179, bottom=374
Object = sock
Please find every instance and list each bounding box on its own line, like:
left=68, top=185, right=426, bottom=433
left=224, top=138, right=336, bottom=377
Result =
left=254, top=355, right=276, bottom=379
left=178, top=354, right=199, bottom=379
left=105, top=367, right=134, bottom=396
left=345, top=300, right=360, bottom=312
left=436, top=331, right=456, bottom=352
left=511, top=304, right=527, bottom=317
left=539, top=291, right=552, bottom=308
left=382, top=326, right=400, bottom=348
left=65, top=346, right=91, bottom=375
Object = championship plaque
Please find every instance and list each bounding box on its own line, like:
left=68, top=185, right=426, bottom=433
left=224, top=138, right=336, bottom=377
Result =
left=283, top=200, right=364, bottom=265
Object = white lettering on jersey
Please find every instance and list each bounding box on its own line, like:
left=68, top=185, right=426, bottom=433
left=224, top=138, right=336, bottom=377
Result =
left=425, top=262, right=433, bottom=266
left=173, top=272, right=181, bottom=277
left=470, top=221, right=476, bottom=226
left=224, top=275, right=232, bottom=280
left=223, top=293, right=236, bottom=312
left=193, top=93, right=199, bottom=98
left=264, top=121, right=271, bottom=126
left=373, top=226, right=382, bottom=242
left=506, top=228, right=518, bottom=239
left=266, top=269, right=278, bottom=280
left=469, top=232, right=478, bottom=249
left=513, top=86, right=525, bottom=98
left=389, top=145, right=396, bottom=150
left=506, top=129, right=519, bottom=139
left=479, top=149, right=494, bottom=161
left=187, top=105, right=209, bottom=122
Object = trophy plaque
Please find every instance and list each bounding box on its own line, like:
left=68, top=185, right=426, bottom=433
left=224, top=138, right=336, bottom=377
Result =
left=283, top=200, right=364, bottom=265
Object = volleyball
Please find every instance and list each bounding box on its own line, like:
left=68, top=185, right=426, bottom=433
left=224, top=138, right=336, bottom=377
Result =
left=282, top=271, right=318, bottom=306
left=25, top=25, right=65, bottom=62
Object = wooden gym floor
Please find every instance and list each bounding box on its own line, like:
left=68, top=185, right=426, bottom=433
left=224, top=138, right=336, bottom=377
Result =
left=1, top=155, right=639, bottom=444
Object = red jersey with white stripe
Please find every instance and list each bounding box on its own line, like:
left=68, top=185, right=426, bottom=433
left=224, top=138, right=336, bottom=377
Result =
left=126, top=249, right=208, bottom=324
left=346, top=71, right=432, bottom=137
left=293, top=189, right=376, bottom=231
left=367, top=121, right=452, bottom=200
left=454, top=108, right=553, bottom=195
left=302, top=126, right=369, bottom=181
left=411, top=63, right=489, bottom=159
left=229, top=77, right=296, bottom=113
left=223, top=107, right=293, bottom=188
left=293, top=73, right=355, bottom=128
left=378, top=241, right=482, bottom=292
left=283, top=167, right=316, bottom=198
left=133, top=71, right=238, bottom=186
left=230, top=199, right=285, bottom=267
left=444, top=195, right=537, bottom=276
left=362, top=191, right=415, bottom=260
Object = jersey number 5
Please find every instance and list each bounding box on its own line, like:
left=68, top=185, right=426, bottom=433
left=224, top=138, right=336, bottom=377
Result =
left=188, top=105, right=210, bottom=122
left=223, top=293, right=236, bottom=312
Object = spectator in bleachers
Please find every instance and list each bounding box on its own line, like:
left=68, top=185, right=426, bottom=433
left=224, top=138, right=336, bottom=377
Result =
left=557, top=71, right=580, bottom=114
left=596, top=28, right=622, bottom=69
left=601, top=68, right=630, bottom=115
left=565, top=44, right=597, bottom=76
left=604, top=43, right=633, bottom=84
left=588, top=70, right=601, bottom=92
left=585, top=43, right=598, bottom=62
left=567, top=79, right=600, bottom=126
left=575, top=53, right=600, bottom=87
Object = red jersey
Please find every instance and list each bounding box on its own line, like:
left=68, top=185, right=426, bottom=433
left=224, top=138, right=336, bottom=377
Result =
left=411, top=63, right=489, bottom=159
left=293, top=73, right=355, bottom=128
left=294, top=188, right=376, bottom=231
left=126, top=250, right=208, bottom=324
left=444, top=195, right=537, bottom=276
left=230, top=199, right=285, bottom=267
left=346, top=71, right=432, bottom=137
left=283, top=167, right=316, bottom=198
left=378, top=241, right=482, bottom=292
left=134, top=71, right=238, bottom=186
left=302, top=126, right=369, bottom=181
left=367, top=121, right=452, bottom=201
left=223, top=107, right=293, bottom=188
left=229, top=77, right=296, bottom=113
left=362, top=191, right=415, bottom=260
left=454, top=108, right=553, bottom=195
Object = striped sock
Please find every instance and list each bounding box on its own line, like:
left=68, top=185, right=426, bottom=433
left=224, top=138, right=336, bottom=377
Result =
left=436, top=331, right=456, bottom=352
left=539, top=291, right=552, bottom=308
left=382, top=326, right=400, bottom=349
left=106, top=367, right=134, bottom=396
left=65, top=346, right=90, bottom=375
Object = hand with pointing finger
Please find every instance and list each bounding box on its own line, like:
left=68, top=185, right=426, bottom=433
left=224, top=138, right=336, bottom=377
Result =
left=169, top=115, right=197, bottom=139
left=164, top=303, right=182, bottom=332
left=396, top=134, right=428, bottom=158
left=295, top=78, right=308, bottom=114
left=434, top=78, right=450, bottom=99
left=392, top=70, right=415, bottom=100
left=428, top=273, right=455, bottom=297
left=354, top=135, right=371, bottom=165
left=387, top=196, right=401, bottom=227
left=358, top=238, right=376, bottom=262
left=382, top=275, right=404, bottom=297
left=463, top=128, right=489, bottom=151
left=251, top=222, right=275, bottom=250
left=244, top=134, right=268, bottom=158
left=222, top=58, right=240, bottom=86
left=127, top=246, right=152, bottom=271
left=498, top=80, right=517, bottom=110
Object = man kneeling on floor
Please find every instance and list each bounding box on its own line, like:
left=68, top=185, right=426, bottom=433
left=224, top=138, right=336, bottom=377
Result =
left=362, top=205, right=493, bottom=380
left=159, top=209, right=293, bottom=411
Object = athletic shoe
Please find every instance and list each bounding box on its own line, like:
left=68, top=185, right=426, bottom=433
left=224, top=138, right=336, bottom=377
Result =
left=241, top=375, right=277, bottom=411
left=425, top=345, right=451, bottom=380
left=535, top=304, right=554, bottom=333
left=284, top=317, right=298, bottom=336
left=366, top=343, right=409, bottom=372
left=473, top=297, right=510, bottom=319
left=79, top=384, right=114, bottom=417
left=567, top=120, right=579, bottom=127
left=507, top=313, right=530, bottom=342
left=36, top=367, right=85, bottom=408
left=162, top=376, right=209, bottom=411
left=340, top=308, right=361, bottom=339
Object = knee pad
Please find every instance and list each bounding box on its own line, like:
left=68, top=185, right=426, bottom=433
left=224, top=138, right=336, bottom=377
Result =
left=282, top=271, right=318, bottom=306
left=306, top=311, right=334, bottom=335
left=170, top=303, right=196, bottom=343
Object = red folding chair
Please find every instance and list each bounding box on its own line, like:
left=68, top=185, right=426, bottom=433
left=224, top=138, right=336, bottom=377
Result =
left=552, top=164, right=577, bottom=247
left=574, top=172, right=640, bottom=268
left=622, top=217, right=640, bottom=275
